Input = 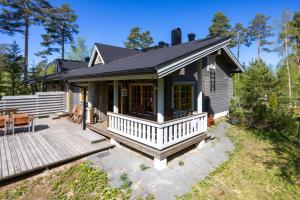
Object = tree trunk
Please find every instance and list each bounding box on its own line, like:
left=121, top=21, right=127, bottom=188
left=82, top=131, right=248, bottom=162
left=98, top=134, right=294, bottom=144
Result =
left=257, top=31, right=261, bottom=64
left=61, top=27, right=65, bottom=59
left=284, top=23, right=292, bottom=103
left=24, top=14, right=29, bottom=82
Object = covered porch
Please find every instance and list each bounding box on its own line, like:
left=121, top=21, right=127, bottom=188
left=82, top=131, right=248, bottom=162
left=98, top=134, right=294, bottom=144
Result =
left=71, top=59, right=208, bottom=170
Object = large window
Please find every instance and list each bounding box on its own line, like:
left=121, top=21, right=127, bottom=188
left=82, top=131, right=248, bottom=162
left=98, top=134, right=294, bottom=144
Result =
left=131, top=85, right=154, bottom=113
left=173, top=84, right=193, bottom=110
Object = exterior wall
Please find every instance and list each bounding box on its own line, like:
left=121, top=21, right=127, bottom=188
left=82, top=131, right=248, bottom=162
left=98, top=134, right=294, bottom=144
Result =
left=202, top=55, right=233, bottom=115
left=164, top=54, right=233, bottom=116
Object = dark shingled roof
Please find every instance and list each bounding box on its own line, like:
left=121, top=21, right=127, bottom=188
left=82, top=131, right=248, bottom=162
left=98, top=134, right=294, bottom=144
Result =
left=95, top=43, right=140, bottom=63
left=63, top=36, right=231, bottom=80
left=56, top=59, right=88, bottom=73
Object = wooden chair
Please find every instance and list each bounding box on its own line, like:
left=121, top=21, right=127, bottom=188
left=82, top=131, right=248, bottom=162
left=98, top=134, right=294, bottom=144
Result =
left=68, top=105, right=79, bottom=120
left=0, top=115, right=9, bottom=136
left=12, top=113, right=32, bottom=134
left=72, top=106, right=83, bottom=124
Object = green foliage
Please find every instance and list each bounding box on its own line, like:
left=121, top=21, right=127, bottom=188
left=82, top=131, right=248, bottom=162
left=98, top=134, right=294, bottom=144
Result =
left=139, top=163, right=150, bottom=171
left=2, top=41, right=24, bottom=96
left=37, top=4, right=78, bottom=59
left=67, top=37, right=90, bottom=61
left=0, top=162, right=131, bottom=199
left=208, top=12, right=231, bottom=37
left=178, top=160, right=184, bottom=166
left=248, top=14, right=274, bottom=61
left=234, top=61, right=298, bottom=140
left=0, top=0, right=53, bottom=81
left=124, top=27, right=154, bottom=50
left=230, top=23, right=249, bottom=53
left=120, top=173, right=132, bottom=189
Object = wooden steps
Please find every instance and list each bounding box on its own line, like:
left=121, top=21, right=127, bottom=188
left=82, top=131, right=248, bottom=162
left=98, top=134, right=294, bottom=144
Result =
left=76, top=129, right=107, bottom=144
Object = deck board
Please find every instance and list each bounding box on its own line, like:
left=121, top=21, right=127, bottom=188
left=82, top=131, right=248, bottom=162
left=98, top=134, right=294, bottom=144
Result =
left=0, top=118, right=113, bottom=182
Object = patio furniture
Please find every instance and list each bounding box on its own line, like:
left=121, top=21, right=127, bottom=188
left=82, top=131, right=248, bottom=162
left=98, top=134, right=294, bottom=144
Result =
left=12, top=113, right=32, bottom=134
left=68, top=105, right=79, bottom=120
left=0, top=115, right=9, bottom=136
left=69, top=105, right=83, bottom=124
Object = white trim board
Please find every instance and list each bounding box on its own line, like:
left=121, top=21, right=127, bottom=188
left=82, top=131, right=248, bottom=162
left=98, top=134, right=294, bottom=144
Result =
left=213, top=111, right=229, bottom=119
left=156, top=39, right=230, bottom=78
left=88, top=45, right=105, bottom=67
left=223, top=47, right=244, bottom=72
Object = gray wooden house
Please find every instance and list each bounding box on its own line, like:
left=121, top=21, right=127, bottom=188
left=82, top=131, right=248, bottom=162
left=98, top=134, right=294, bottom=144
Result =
left=58, top=28, right=244, bottom=170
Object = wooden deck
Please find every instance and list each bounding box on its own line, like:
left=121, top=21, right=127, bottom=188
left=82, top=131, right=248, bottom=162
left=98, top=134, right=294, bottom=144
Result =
left=0, top=118, right=113, bottom=182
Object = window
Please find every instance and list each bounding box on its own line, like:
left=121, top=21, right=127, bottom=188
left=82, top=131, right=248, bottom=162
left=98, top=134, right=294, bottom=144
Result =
left=173, top=84, right=193, bottom=110
left=131, top=85, right=154, bottom=113
left=210, top=70, right=216, bottom=92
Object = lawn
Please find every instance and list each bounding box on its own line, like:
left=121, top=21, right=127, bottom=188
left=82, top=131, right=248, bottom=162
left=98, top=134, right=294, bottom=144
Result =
left=180, top=125, right=300, bottom=200
left=0, top=162, right=131, bottom=200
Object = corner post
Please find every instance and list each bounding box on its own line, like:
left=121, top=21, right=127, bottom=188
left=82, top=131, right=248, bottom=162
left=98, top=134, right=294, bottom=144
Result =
left=197, top=59, right=203, bottom=113
left=157, top=78, right=164, bottom=123
left=113, top=80, right=119, bottom=113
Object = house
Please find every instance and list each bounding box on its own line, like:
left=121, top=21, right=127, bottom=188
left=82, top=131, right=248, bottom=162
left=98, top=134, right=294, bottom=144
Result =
left=44, top=28, right=244, bottom=170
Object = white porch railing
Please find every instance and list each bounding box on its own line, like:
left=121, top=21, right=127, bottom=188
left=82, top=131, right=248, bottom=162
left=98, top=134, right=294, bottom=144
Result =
left=107, top=112, right=207, bottom=150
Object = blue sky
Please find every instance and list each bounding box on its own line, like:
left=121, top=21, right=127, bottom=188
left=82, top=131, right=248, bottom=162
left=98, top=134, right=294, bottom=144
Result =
left=1, top=0, right=299, bottom=69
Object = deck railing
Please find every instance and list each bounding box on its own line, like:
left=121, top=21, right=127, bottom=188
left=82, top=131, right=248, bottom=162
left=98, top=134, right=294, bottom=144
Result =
left=107, top=112, right=207, bottom=150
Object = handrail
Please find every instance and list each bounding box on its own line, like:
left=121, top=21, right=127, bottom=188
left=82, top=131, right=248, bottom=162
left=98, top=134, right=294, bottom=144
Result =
left=107, top=111, right=207, bottom=150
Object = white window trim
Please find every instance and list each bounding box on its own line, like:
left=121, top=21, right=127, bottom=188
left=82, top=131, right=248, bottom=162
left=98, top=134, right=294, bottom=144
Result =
left=172, top=83, right=194, bottom=111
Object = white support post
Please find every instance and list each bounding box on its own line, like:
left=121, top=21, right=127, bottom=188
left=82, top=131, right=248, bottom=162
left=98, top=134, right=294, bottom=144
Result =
left=157, top=78, right=164, bottom=123
left=88, top=81, right=95, bottom=108
left=154, top=158, right=167, bottom=170
left=110, top=138, right=121, bottom=147
left=113, top=80, right=119, bottom=113
left=196, top=140, right=206, bottom=149
left=66, top=83, right=71, bottom=112
left=197, top=59, right=203, bottom=113
left=87, top=81, right=95, bottom=123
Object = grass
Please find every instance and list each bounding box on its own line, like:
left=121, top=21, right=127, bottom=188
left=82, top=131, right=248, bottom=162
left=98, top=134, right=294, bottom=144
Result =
left=139, top=163, right=150, bottom=171
left=0, top=162, right=131, bottom=200
left=179, top=125, right=300, bottom=200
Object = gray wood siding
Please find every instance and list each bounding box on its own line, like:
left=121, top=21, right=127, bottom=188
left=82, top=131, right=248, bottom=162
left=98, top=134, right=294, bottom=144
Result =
left=202, top=55, right=233, bottom=114
left=164, top=54, right=233, bottom=115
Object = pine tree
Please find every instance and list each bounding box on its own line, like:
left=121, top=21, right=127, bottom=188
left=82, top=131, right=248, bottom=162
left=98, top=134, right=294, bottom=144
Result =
left=248, top=14, right=274, bottom=64
left=276, top=11, right=294, bottom=102
left=67, top=37, right=89, bottom=61
left=124, top=27, right=154, bottom=50
left=208, top=12, right=231, bottom=37
left=37, top=4, right=78, bottom=59
left=0, top=0, right=52, bottom=82
left=3, top=41, right=24, bottom=95
left=290, top=11, right=300, bottom=72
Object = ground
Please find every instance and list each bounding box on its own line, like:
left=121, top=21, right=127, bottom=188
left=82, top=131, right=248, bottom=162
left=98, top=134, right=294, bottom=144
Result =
left=87, top=122, right=233, bottom=199
left=1, top=122, right=299, bottom=200
left=180, top=125, right=300, bottom=200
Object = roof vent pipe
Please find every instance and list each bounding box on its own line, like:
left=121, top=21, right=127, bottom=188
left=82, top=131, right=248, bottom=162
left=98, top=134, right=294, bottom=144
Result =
left=188, top=33, right=196, bottom=41
left=171, top=28, right=182, bottom=45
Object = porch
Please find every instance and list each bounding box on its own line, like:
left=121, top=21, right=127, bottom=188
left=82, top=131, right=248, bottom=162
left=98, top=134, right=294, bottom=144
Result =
left=78, top=59, right=208, bottom=169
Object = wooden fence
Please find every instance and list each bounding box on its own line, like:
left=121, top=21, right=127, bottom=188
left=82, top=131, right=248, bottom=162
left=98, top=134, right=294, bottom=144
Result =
left=0, top=92, right=66, bottom=117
